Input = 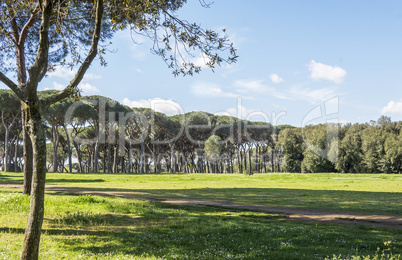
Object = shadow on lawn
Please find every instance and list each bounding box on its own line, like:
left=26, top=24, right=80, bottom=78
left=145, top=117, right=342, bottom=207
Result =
left=0, top=174, right=105, bottom=185
left=0, top=174, right=23, bottom=184
left=47, top=186, right=402, bottom=217
left=1, top=204, right=401, bottom=259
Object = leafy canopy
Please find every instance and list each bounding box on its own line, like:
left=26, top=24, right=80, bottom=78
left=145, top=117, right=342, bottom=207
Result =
left=0, top=0, right=237, bottom=80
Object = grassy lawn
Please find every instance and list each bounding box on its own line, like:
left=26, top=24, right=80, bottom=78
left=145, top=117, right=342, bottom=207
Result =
left=1, top=172, right=401, bottom=216
left=0, top=192, right=401, bottom=260
left=0, top=172, right=401, bottom=259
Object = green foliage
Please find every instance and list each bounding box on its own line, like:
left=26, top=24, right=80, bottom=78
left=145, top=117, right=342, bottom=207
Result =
left=280, top=118, right=402, bottom=173
left=0, top=90, right=20, bottom=115
left=278, top=128, right=304, bottom=172
left=301, top=124, right=336, bottom=173
left=204, top=135, right=223, bottom=162
left=336, top=124, right=365, bottom=173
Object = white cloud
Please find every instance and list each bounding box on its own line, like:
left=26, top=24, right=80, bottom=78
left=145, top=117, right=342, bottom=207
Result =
left=130, top=44, right=148, bottom=60
left=48, top=66, right=101, bottom=80
left=382, top=100, right=402, bottom=114
left=234, top=79, right=275, bottom=93
left=232, top=79, right=340, bottom=104
left=135, top=68, right=144, bottom=73
left=191, top=82, right=238, bottom=98
left=220, top=104, right=270, bottom=121
left=127, top=35, right=148, bottom=60
left=174, top=45, right=211, bottom=69
left=308, top=60, right=347, bottom=84
left=84, top=73, right=102, bottom=80
left=122, top=97, right=184, bottom=116
left=234, top=79, right=289, bottom=99
left=191, top=54, right=212, bottom=68
left=79, top=83, right=99, bottom=93
left=52, top=82, right=65, bottom=90
left=47, top=66, right=76, bottom=80
left=286, top=86, right=338, bottom=104
left=116, top=31, right=148, bottom=60
left=269, top=73, right=284, bottom=83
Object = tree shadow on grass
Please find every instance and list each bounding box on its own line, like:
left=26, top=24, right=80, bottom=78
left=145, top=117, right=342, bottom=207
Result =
left=0, top=174, right=105, bottom=185
left=0, top=174, right=23, bottom=184
left=46, top=186, right=402, bottom=217
left=1, top=204, right=401, bottom=259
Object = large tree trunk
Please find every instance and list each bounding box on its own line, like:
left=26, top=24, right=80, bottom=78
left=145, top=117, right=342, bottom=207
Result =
left=22, top=107, right=33, bottom=195
left=21, top=105, right=47, bottom=260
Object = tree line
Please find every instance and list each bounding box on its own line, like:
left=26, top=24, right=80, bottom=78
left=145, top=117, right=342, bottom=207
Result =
left=1, top=90, right=401, bottom=174
left=279, top=116, right=402, bottom=173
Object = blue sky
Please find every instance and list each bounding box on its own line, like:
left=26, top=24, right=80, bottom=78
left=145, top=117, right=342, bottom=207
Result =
left=21, top=1, right=402, bottom=126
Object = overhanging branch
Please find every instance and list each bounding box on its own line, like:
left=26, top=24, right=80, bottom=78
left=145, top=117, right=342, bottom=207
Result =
left=40, top=0, right=104, bottom=107
left=26, top=0, right=53, bottom=90
left=0, top=71, right=25, bottom=100
left=19, top=5, right=40, bottom=46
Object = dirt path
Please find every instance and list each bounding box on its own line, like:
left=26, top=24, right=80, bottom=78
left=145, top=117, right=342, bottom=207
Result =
left=2, top=184, right=402, bottom=229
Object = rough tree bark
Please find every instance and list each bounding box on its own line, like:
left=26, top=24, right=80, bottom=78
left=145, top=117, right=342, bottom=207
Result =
left=22, top=107, right=33, bottom=194
left=21, top=103, right=47, bottom=260
left=52, top=125, right=59, bottom=172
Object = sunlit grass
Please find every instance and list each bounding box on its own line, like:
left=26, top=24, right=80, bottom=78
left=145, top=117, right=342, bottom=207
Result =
left=0, top=192, right=401, bottom=259
left=1, top=171, right=400, bottom=215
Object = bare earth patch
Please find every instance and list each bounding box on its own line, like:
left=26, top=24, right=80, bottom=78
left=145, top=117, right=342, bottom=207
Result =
left=2, top=184, right=401, bottom=229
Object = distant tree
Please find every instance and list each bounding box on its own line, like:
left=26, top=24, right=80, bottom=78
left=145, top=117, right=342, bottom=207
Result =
left=382, top=132, right=402, bottom=173
left=361, top=126, right=384, bottom=173
left=46, top=142, right=67, bottom=172
left=335, top=124, right=365, bottom=173
left=41, top=91, right=74, bottom=172
left=301, top=124, right=335, bottom=173
left=204, top=135, right=223, bottom=173
left=0, top=90, right=21, bottom=172
left=278, top=128, right=304, bottom=173
left=377, top=117, right=401, bottom=173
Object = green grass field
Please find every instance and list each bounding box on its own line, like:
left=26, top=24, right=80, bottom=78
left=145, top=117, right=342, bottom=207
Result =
left=0, top=172, right=401, bottom=259
left=1, top=172, right=401, bottom=215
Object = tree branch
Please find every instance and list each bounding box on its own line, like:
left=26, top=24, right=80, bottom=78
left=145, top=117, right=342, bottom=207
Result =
left=41, top=0, right=104, bottom=107
left=0, top=70, right=25, bottom=100
left=26, top=0, right=53, bottom=93
left=0, top=23, right=17, bottom=45
left=19, top=5, right=40, bottom=46
left=7, top=5, right=20, bottom=44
